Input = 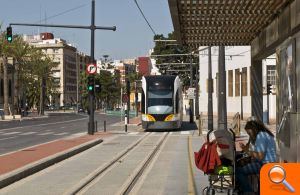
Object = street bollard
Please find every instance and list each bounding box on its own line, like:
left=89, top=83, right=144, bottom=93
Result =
left=95, top=121, right=98, bottom=132
left=104, top=120, right=106, bottom=132
left=125, top=104, right=128, bottom=132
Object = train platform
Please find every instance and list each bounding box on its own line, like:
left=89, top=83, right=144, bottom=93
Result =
left=0, top=116, right=142, bottom=189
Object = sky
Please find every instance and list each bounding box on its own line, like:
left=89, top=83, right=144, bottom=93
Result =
left=0, top=0, right=174, bottom=60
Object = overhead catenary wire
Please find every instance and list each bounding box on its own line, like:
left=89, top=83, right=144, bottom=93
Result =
left=133, top=0, right=156, bottom=35
left=34, top=4, right=87, bottom=24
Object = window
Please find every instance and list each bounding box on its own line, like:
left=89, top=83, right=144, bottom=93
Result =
left=235, top=69, right=240, bottom=96
left=175, top=90, right=179, bottom=113
left=267, top=65, right=276, bottom=85
left=242, top=67, right=248, bottom=96
left=228, top=70, right=233, bottom=97
left=141, top=89, right=145, bottom=113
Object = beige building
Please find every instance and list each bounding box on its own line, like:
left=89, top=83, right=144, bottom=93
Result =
left=24, top=33, right=78, bottom=106
left=77, top=52, right=91, bottom=104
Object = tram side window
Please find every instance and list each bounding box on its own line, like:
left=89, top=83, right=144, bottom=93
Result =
left=175, top=90, right=179, bottom=113
left=141, top=89, right=145, bottom=113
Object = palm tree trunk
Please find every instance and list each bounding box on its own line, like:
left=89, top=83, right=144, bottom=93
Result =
left=13, top=64, right=19, bottom=115
left=3, top=57, right=9, bottom=115
left=39, top=77, right=45, bottom=115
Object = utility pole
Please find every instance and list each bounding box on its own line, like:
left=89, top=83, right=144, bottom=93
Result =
left=135, top=81, right=138, bottom=117
left=88, top=0, right=96, bottom=135
left=9, top=0, right=116, bottom=135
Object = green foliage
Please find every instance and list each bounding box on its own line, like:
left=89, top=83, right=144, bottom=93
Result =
left=152, top=31, right=193, bottom=88
left=0, top=29, right=58, bottom=111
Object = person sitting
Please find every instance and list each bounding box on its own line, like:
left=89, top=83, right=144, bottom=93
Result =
left=236, top=117, right=277, bottom=194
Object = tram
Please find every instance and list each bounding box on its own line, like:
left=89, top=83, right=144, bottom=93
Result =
left=141, top=75, right=183, bottom=130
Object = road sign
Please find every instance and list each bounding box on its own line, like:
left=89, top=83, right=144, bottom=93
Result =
left=187, top=88, right=195, bottom=99
left=86, top=64, right=97, bottom=74
left=122, top=94, right=129, bottom=103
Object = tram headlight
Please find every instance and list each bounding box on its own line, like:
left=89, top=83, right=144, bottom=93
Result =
left=164, top=114, right=178, bottom=121
left=142, top=114, right=156, bottom=121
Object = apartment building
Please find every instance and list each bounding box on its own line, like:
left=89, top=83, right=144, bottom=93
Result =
left=23, top=33, right=78, bottom=106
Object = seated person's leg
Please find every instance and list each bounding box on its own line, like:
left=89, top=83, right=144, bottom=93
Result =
left=236, top=162, right=261, bottom=193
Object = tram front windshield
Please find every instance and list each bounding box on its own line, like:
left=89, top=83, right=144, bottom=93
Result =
left=147, top=81, right=173, bottom=114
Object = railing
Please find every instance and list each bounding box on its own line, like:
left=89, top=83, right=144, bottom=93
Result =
left=105, top=110, right=136, bottom=117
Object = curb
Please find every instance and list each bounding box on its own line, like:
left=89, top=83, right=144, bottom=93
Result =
left=0, top=138, right=103, bottom=189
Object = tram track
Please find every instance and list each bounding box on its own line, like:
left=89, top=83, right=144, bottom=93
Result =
left=65, top=132, right=170, bottom=195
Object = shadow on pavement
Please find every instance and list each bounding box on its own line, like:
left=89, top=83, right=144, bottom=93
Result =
left=181, top=121, right=198, bottom=131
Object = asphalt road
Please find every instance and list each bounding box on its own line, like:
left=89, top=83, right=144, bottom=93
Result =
left=0, top=112, right=121, bottom=155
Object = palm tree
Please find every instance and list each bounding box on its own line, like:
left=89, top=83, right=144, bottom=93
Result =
left=10, top=35, right=32, bottom=115
left=0, top=31, right=11, bottom=115
left=28, top=49, right=58, bottom=115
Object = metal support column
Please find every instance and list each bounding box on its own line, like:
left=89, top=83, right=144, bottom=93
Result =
left=195, top=65, right=199, bottom=119
left=251, top=59, right=263, bottom=121
left=240, top=70, right=244, bottom=120
left=218, top=46, right=227, bottom=131
left=189, top=56, right=194, bottom=123
left=207, top=47, right=214, bottom=131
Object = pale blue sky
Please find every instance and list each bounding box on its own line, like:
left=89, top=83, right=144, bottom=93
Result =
left=0, top=0, right=173, bottom=60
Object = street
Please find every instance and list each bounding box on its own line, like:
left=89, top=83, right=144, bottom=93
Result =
left=0, top=112, right=122, bottom=155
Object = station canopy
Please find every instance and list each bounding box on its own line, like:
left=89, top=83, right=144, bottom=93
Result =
left=168, top=0, right=291, bottom=49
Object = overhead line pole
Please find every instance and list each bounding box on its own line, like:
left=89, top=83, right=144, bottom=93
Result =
left=10, top=0, right=116, bottom=135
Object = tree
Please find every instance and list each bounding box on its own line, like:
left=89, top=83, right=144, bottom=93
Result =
left=26, top=49, right=58, bottom=115
left=9, top=35, right=33, bottom=114
left=0, top=30, right=11, bottom=115
left=152, top=31, right=192, bottom=88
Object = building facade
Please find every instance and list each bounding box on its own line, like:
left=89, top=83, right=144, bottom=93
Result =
left=24, top=33, right=78, bottom=106
left=137, top=57, right=152, bottom=76
left=197, top=46, right=276, bottom=120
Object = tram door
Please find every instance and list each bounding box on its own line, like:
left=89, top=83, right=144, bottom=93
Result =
left=277, top=35, right=300, bottom=162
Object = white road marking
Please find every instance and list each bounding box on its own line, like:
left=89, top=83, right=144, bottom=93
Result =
left=0, top=136, right=17, bottom=141
left=19, top=132, right=36, bottom=135
left=37, top=132, right=53, bottom=135
left=128, top=132, right=139, bottom=135
left=180, top=131, right=190, bottom=135
left=0, top=117, right=88, bottom=131
left=2, top=132, right=20, bottom=135
left=53, top=132, right=68, bottom=136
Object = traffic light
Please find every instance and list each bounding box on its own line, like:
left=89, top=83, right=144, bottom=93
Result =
left=6, top=26, right=12, bottom=43
left=87, top=76, right=94, bottom=92
left=267, top=83, right=272, bottom=95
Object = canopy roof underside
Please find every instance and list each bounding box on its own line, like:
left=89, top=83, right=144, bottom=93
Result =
left=168, top=0, right=291, bottom=49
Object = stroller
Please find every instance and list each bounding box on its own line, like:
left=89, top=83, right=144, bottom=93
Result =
left=195, top=128, right=236, bottom=195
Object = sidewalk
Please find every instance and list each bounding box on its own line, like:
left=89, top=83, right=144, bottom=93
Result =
left=0, top=132, right=111, bottom=189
